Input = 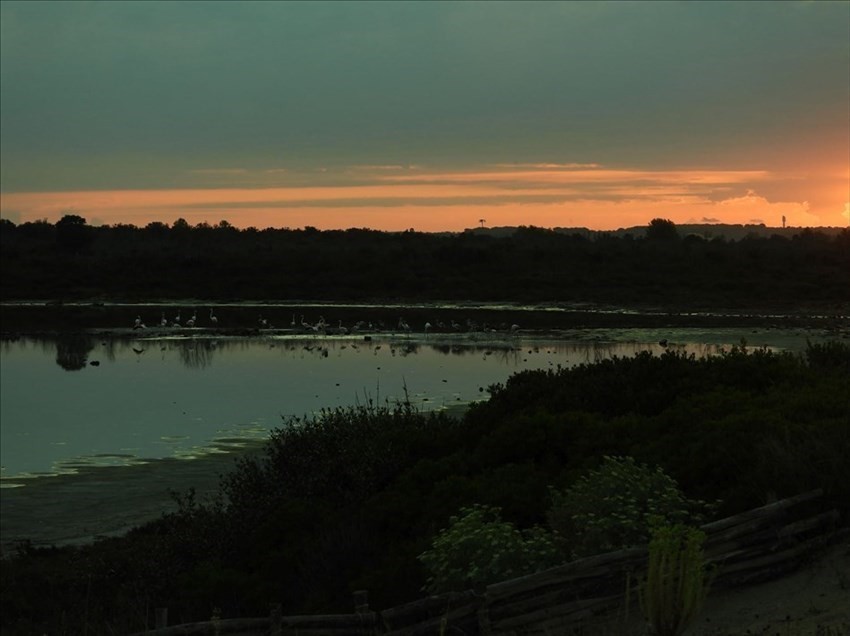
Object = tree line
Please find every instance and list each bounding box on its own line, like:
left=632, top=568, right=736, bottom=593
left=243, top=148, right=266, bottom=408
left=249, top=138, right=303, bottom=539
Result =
left=1, top=216, right=848, bottom=309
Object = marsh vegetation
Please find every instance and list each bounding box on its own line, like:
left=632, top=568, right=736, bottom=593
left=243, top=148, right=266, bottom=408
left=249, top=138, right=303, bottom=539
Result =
left=1, top=342, right=847, bottom=634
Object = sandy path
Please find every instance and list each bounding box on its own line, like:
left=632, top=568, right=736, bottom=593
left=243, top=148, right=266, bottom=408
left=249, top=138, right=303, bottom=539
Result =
left=696, top=538, right=850, bottom=634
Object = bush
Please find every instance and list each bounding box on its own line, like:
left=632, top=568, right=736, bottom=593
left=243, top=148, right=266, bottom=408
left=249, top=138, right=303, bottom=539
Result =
left=639, top=523, right=713, bottom=636
left=418, top=504, right=559, bottom=594
left=547, top=456, right=712, bottom=558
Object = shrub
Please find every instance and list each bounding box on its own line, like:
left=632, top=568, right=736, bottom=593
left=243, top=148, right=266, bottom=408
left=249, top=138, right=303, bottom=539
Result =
left=418, top=504, right=559, bottom=594
left=547, top=456, right=712, bottom=558
left=639, top=523, right=713, bottom=636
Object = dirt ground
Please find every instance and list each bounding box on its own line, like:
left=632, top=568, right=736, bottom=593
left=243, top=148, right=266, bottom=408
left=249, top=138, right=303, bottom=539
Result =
left=600, top=538, right=850, bottom=636
left=691, top=538, right=850, bottom=635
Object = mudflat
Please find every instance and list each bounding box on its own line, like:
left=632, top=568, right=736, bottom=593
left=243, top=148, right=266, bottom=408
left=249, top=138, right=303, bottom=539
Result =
left=1, top=444, right=262, bottom=552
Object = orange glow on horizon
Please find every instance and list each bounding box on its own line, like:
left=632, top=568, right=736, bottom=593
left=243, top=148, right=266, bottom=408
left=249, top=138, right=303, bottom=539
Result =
left=1, top=163, right=847, bottom=231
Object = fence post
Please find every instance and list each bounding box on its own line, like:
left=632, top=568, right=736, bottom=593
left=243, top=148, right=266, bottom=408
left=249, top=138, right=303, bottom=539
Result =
left=154, top=607, right=168, bottom=629
left=269, top=603, right=283, bottom=636
left=477, top=591, right=492, bottom=636
left=354, top=590, right=370, bottom=614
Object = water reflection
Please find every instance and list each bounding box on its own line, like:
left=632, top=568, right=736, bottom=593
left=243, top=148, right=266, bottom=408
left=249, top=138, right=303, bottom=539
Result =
left=177, top=340, right=217, bottom=369
left=0, top=329, right=831, bottom=484
left=35, top=333, right=793, bottom=372
left=55, top=333, right=95, bottom=371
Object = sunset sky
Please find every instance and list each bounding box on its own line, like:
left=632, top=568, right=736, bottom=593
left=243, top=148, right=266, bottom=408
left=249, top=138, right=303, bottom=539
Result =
left=1, top=1, right=848, bottom=232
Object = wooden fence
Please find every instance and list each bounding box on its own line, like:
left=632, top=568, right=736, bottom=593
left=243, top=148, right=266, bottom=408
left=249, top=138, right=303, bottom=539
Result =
left=132, top=489, right=842, bottom=636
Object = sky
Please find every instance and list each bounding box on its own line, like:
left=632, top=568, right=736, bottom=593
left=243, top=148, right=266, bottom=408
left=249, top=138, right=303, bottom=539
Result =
left=1, top=1, right=848, bottom=232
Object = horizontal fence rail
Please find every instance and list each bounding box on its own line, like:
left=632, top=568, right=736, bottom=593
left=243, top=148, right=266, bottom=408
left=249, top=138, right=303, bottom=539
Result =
left=133, top=489, right=842, bottom=636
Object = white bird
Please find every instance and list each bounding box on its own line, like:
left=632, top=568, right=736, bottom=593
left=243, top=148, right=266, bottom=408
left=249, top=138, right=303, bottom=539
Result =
left=172, top=311, right=182, bottom=328
left=291, top=313, right=297, bottom=327
left=133, top=315, right=145, bottom=330
left=186, top=311, right=197, bottom=328
left=424, top=322, right=432, bottom=332
left=160, top=312, right=168, bottom=327
left=209, top=308, right=218, bottom=326
left=259, top=314, right=269, bottom=328
left=510, top=324, right=520, bottom=332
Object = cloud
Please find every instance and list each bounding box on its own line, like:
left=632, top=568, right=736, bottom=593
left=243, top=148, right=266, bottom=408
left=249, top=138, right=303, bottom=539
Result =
left=718, top=190, right=822, bottom=227
left=188, top=169, right=249, bottom=176
left=2, top=1, right=848, bottom=196
left=348, top=164, right=418, bottom=171
left=491, top=163, right=602, bottom=170
left=1, top=162, right=841, bottom=232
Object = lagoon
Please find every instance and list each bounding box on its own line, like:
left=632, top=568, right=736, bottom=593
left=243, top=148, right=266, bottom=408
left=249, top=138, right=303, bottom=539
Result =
left=0, top=326, right=834, bottom=549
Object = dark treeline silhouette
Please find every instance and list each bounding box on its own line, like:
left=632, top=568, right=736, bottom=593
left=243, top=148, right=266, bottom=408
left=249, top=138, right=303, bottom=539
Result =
left=1, top=216, right=849, bottom=309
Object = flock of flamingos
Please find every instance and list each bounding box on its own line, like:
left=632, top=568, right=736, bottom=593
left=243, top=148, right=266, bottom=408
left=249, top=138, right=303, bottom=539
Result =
left=132, top=308, right=521, bottom=336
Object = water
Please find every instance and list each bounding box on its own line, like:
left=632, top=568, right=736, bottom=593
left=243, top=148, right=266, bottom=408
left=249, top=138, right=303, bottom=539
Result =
left=0, top=327, right=831, bottom=547
left=2, top=328, right=826, bottom=486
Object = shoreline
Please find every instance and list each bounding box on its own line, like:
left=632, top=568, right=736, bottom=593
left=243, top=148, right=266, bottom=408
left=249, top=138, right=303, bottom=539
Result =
left=0, top=442, right=265, bottom=554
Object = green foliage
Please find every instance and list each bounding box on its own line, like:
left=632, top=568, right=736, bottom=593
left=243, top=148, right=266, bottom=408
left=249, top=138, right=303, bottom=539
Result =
left=3, top=343, right=848, bottom=633
left=806, top=339, right=850, bottom=373
left=547, top=456, right=711, bottom=558
left=223, top=401, right=460, bottom=519
left=639, top=524, right=713, bottom=636
left=417, top=504, right=560, bottom=594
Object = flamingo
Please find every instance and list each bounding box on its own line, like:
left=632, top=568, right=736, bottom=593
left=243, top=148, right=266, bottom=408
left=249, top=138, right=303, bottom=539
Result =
left=259, top=314, right=268, bottom=328
left=291, top=313, right=297, bottom=327
left=133, top=315, right=145, bottom=330
left=172, top=310, right=182, bottom=328
left=160, top=312, right=168, bottom=327
left=209, top=308, right=218, bottom=326
left=186, top=311, right=197, bottom=328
